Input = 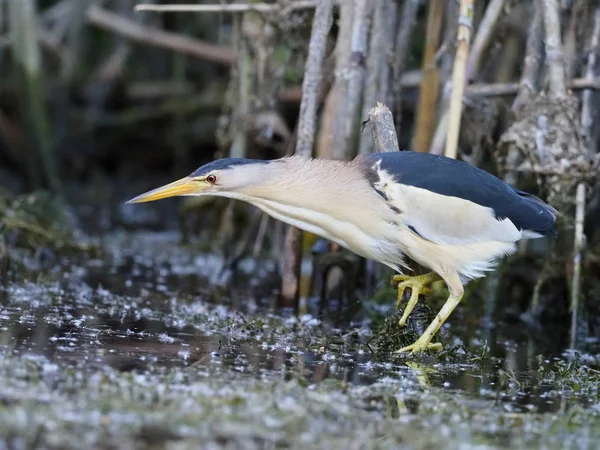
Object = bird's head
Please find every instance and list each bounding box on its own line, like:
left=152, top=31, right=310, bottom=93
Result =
left=126, top=158, right=274, bottom=204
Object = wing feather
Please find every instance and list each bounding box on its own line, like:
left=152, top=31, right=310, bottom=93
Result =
left=380, top=178, right=523, bottom=246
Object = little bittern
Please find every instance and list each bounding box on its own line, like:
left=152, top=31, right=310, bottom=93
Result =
left=127, top=151, right=558, bottom=354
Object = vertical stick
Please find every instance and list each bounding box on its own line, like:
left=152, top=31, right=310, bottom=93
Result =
left=281, top=0, right=333, bottom=310
left=570, top=183, right=586, bottom=349
left=414, top=0, right=444, bottom=153
left=444, top=0, right=474, bottom=159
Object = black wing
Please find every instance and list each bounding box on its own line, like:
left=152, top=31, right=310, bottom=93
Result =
left=358, top=151, right=558, bottom=237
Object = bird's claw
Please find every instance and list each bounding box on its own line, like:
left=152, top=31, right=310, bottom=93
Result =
left=392, top=275, right=433, bottom=326
left=396, top=340, right=443, bottom=354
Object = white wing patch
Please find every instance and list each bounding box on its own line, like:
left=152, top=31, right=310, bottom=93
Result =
left=373, top=164, right=523, bottom=246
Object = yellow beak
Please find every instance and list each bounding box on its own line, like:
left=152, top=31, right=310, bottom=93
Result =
left=126, top=177, right=203, bottom=204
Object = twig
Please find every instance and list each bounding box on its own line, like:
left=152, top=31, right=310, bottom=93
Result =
left=444, top=0, right=474, bottom=159
left=513, top=0, right=544, bottom=113
left=366, top=102, right=400, bottom=153
left=541, top=0, right=567, bottom=98
left=392, top=0, right=422, bottom=133
left=86, top=5, right=235, bottom=65
left=414, top=0, right=444, bottom=153
left=580, top=5, right=600, bottom=157
left=570, top=183, right=586, bottom=349
left=282, top=0, right=333, bottom=309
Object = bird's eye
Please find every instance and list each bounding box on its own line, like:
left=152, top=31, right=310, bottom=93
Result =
left=206, top=175, right=217, bottom=184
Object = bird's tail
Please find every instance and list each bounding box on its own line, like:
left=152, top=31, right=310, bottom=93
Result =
left=515, top=189, right=559, bottom=238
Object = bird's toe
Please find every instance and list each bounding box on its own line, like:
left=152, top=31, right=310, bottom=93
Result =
left=397, top=339, right=443, bottom=354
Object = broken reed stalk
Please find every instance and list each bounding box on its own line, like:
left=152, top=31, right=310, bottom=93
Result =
left=570, top=183, right=586, bottom=349
left=443, top=0, right=474, bottom=160
left=513, top=0, right=544, bottom=112
left=392, top=0, right=422, bottom=133
left=281, top=0, right=333, bottom=310
left=367, top=103, right=400, bottom=153
left=414, top=0, right=444, bottom=153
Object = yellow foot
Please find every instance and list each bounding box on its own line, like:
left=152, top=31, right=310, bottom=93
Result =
left=391, top=273, right=438, bottom=326
left=396, top=339, right=443, bottom=354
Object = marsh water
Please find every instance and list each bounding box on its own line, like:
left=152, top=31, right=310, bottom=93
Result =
left=1, top=231, right=599, bottom=450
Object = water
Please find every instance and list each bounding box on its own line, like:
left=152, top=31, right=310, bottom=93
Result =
left=1, top=231, right=599, bottom=449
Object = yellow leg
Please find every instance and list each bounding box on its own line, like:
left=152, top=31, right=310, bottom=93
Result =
left=391, top=272, right=441, bottom=326
left=397, top=291, right=463, bottom=354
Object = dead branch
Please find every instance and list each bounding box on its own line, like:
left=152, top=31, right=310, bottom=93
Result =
left=86, top=5, right=235, bottom=65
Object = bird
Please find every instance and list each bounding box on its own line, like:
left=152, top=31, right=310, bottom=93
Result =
left=126, top=150, right=558, bottom=354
